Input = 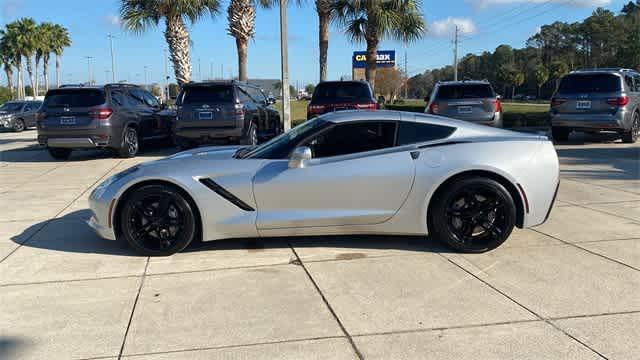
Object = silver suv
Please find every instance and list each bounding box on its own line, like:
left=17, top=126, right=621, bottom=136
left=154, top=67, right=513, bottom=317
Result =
left=425, top=80, right=502, bottom=127
left=550, top=68, right=640, bottom=143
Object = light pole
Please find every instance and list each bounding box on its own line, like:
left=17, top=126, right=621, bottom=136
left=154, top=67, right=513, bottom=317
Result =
left=164, top=49, right=169, bottom=101
left=105, top=69, right=111, bottom=84
left=279, top=0, right=291, bottom=131
left=143, top=66, right=148, bottom=90
left=108, top=34, right=116, bottom=82
left=85, top=56, right=93, bottom=85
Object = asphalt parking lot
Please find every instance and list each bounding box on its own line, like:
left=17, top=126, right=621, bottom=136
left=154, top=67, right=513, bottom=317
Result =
left=1, top=129, right=639, bottom=360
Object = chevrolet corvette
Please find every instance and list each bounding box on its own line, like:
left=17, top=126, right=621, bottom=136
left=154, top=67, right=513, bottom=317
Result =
left=89, top=110, right=559, bottom=256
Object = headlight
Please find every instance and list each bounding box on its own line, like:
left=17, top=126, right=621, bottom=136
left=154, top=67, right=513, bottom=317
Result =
left=91, top=166, right=140, bottom=199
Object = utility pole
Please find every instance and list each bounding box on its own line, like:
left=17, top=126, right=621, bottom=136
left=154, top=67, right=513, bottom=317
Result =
left=108, top=34, right=116, bottom=82
left=453, top=25, right=459, bottom=81
left=105, top=69, right=110, bottom=83
left=85, top=56, right=93, bottom=85
left=404, top=50, right=408, bottom=99
left=198, top=58, right=202, bottom=81
left=220, top=64, right=223, bottom=79
left=164, top=49, right=169, bottom=101
left=143, top=66, right=148, bottom=90
left=279, top=0, right=291, bottom=131
left=210, top=62, right=213, bottom=80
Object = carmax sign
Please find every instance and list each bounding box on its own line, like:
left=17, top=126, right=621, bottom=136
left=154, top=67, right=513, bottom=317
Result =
left=352, top=50, right=395, bottom=69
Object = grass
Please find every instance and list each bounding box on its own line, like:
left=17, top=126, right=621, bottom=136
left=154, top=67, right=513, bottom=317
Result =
left=276, top=99, right=550, bottom=128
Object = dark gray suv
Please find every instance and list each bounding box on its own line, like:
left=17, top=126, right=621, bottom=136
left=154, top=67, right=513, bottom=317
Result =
left=551, top=69, right=640, bottom=143
left=174, top=81, right=281, bottom=149
left=37, top=84, right=174, bottom=159
left=0, top=100, right=42, bottom=132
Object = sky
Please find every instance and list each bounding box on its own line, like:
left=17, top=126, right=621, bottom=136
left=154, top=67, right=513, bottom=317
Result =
left=0, top=0, right=630, bottom=88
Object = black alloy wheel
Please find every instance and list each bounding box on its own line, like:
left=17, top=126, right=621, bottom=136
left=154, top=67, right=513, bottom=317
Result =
left=622, top=112, right=639, bottom=144
left=118, top=127, right=139, bottom=158
left=120, top=184, right=196, bottom=256
left=431, top=177, right=516, bottom=253
left=13, top=119, right=25, bottom=132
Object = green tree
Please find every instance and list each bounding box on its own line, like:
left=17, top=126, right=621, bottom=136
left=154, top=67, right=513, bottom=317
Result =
left=50, top=24, right=71, bottom=88
left=549, top=60, right=569, bottom=91
left=120, top=0, right=221, bottom=86
left=35, top=22, right=56, bottom=92
left=316, top=0, right=333, bottom=82
left=13, top=18, right=38, bottom=97
left=304, top=83, right=315, bottom=94
left=332, top=0, right=425, bottom=91
left=508, top=68, right=525, bottom=99
left=0, top=33, right=16, bottom=99
left=532, top=64, right=549, bottom=99
left=0, top=86, right=11, bottom=103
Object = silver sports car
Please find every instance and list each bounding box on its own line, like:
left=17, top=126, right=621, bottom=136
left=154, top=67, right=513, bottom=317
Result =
left=89, top=110, right=559, bottom=256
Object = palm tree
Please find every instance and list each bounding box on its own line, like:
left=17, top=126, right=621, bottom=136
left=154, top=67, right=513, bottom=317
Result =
left=332, top=0, right=425, bottom=92
left=50, top=24, right=71, bottom=89
left=36, top=22, right=56, bottom=92
left=0, top=30, right=16, bottom=99
left=120, top=0, right=221, bottom=86
left=316, top=0, right=332, bottom=82
left=13, top=18, right=38, bottom=97
left=227, top=0, right=257, bottom=82
left=1, top=22, right=25, bottom=99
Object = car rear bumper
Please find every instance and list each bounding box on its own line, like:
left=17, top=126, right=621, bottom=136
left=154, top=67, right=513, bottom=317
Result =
left=38, top=135, right=114, bottom=148
left=551, top=111, right=629, bottom=131
left=174, top=127, right=244, bottom=144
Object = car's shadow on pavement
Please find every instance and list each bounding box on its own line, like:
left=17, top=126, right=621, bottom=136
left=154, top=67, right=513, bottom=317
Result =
left=13, top=210, right=452, bottom=257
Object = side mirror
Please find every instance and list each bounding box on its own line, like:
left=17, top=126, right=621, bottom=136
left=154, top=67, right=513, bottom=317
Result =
left=288, top=146, right=312, bottom=169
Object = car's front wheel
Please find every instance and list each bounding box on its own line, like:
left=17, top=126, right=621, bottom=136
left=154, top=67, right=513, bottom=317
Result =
left=622, top=112, right=639, bottom=144
left=430, top=177, right=516, bottom=253
left=13, top=119, right=25, bottom=132
left=119, top=184, right=197, bottom=256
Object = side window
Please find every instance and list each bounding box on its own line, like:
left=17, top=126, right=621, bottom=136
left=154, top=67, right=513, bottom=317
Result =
left=625, top=76, right=634, bottom=91
left=634, top=75, right=640, bottom=92
left=141, top=91, right=160, bottom=107
left=23, top=104, right=32, bottom=112
left=127, top=89, right=146, bottom=106
left=238, top=86, right=253, bottom=103
left=304, top=121, right=396, bottom=158
left=397, top=121, right=456, bottom=145
left=249, top=87, right=267, bottom=104
left=110, top=90, right=128, bottom=107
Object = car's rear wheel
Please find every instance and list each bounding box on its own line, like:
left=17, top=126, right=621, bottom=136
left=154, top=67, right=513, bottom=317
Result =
left=622, top=112, right=639, bottom=144
left=13, top=119, right=25, bottom=132
left=241, top=123, right=258, bottom=146
left=430, top=177, right=516, bottom=253
left=120, top=184, right=197, bottom=256
left=48, top=147, right=72, bottom=160
left=552, top=127, right=569, bottom=142
left=118, top=127, right=139, bottom=158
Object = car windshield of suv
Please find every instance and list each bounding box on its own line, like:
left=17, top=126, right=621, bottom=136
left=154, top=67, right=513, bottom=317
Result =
left=312, top=83, right=371, bottom=103
left=44, top=89, right=105, bottom=108
left=436, top=84, right=494, bottom=100
left=181, top=85, right=234, bottom=104
left=558, top=74, right=621, bottom=93
left=240, top=118, right=330, bottom=159
left=0, top=102, right=23, bottom=112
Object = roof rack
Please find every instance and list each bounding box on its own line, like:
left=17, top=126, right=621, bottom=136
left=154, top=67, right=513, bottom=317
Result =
left=571, top=68, right=636, bottom=73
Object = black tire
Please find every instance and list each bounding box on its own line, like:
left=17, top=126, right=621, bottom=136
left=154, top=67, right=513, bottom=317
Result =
left=240, top=122, right=258, bottom=146
left=118, top=126, right=139, bottom=158
left=119, top=184, right=197, bottom=256
left=552, top=127, right=569, bottom=142
left=621, top=112, right=639, bottom=144
left=13, top=119, right=25, bottom=132
left=430, top=177, right=517, bottom=253
left=48, top=147, right=72, bottom=160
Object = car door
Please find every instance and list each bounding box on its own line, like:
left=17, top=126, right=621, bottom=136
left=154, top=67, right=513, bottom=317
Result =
left=128, top=88, right=155, bottom=139
left=20, top=102, right=35, bottom=127
left=252, top=120, right=415, bottom=229
left=140, top=90, right=171, bottom=137
left=238, top=85, right=259, bottom=127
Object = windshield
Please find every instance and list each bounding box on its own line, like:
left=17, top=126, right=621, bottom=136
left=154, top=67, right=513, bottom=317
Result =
left=241, top=119, right=330, bottom=159
left=558, top=74, right=622, bottom=93
left=44, top=89, right=106, bottom=108
left=0, top=102, right=24, bottom=112
left=180, top=85, right=235, bottom=104
left=436, top=84, right=495, bottom=100
left=311, top=82, right=372, bottom=104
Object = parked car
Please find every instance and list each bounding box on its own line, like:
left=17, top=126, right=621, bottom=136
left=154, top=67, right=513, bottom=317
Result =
left=88, top=110, right=559, bottom=256
left=0, top=100, right=42, bottom=132
left=425, top=80, right=503, bottom=128
left=307, top=80, right=378, bottom=119
left=173, top=81, right=281, bottom=149
left=37, top=84, right=175, bottom=160
left=550, top=68, right=640, bottom=143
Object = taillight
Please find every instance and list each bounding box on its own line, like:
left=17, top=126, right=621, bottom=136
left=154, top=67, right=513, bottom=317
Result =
left=88, top=107, right=113, bottom=120
left=428, top=102, right=439, bottom=114
left=492, top=99, right=502, bottom=112
left=234, top=103, right=244, bottom=116
left=551, top=98, right=567, bottom=107
left=355, top=102, right=377, bottom=111
left=308, top=104, right=325, bottom=114
left=606, top=96, right=629, bottom=106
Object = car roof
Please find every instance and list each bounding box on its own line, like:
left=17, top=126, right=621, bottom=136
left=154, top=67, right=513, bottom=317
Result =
left=184, top=80, right=259, bottom=87
left=569, top=68, right=640, bottom=76
left=316, top=80, right=369, bottom=86
left=437, top=80, right=491, bottom=86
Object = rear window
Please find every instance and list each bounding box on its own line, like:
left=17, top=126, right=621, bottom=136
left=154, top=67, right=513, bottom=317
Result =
left=436, top=84, right=494, bottom=100
left=558, top=74, right=622, bottom=93
left=180, top=85, right=235, bottom=104
left=45, top=89, right=105, bottom=108
left=311, top=82, right=373, bottom=103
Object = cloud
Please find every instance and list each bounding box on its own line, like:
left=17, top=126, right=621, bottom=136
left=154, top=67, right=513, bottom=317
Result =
left=469, top=0, right=611, bottom=9
left=104, top=14, right=122, bottom=27
left=430, top=17, right=477, bottom=37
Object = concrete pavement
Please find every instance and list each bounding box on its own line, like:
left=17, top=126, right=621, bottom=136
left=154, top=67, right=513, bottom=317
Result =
left=1, top=129, right=638, bottom=359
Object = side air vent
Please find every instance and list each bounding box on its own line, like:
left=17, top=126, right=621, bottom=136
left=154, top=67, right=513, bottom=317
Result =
left=199, top=178, right=255, bottom=211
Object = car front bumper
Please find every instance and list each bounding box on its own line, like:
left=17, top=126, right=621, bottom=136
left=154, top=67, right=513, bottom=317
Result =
left=0, top=118, right=15, bottom=128
left=87, top=183, right=118, bottom=241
